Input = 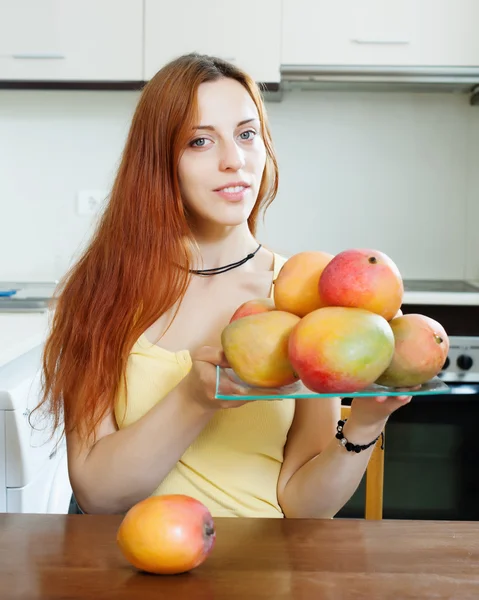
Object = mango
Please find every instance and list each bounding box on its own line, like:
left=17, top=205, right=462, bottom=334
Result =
left=221, top=311, right=300, bottom=388
left=117, top=495, right=215, bottom=575
left=229, top=298, right=275, bottom=323
left=288, top=306, right=395, bottom=393
left=319, top=248, right=403, bottom=322
left=375, top=314, right=449, bottom=387
left=273, top=251, right=334, bottom=317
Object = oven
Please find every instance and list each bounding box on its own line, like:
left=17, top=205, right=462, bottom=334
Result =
left=338, top=283, right=479, bottom=521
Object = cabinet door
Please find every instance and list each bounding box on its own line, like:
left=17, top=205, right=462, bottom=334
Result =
left=144, top=0, right=281, bottom=82
left=282, top=0, right=479, bottom=67
left=0, top=0, right=143, bottom=81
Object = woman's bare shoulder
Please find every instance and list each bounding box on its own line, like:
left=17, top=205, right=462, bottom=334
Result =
left=271, top=250, right=290, bottom=277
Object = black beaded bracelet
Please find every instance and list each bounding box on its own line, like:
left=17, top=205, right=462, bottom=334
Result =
left=335, top=419, right=384, bottom=453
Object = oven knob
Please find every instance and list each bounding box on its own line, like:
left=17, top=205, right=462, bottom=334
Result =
left=457, top=355, right=473, bottom=371
left=442, top=357, right=450, bottom=370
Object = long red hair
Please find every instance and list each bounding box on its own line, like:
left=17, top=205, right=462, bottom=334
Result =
left=35, top=53, right=279, bottom=447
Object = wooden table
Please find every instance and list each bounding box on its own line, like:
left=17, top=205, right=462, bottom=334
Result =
left=1, top=514, right=478, bottom=599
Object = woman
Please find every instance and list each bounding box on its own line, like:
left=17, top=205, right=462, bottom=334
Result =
left=38, top=53, right=412, bottom=518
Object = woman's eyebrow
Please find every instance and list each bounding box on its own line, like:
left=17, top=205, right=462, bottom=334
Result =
left=193, top=118, right=259, bottom=131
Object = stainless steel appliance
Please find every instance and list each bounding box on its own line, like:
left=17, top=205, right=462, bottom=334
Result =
left=339, top=280, right=479, bottom=521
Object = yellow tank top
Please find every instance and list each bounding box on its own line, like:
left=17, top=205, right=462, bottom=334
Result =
left=114, top=253, right=295, bottom=518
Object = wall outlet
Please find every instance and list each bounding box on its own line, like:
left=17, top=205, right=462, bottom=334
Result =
left=76, top=190, right=108, bottom=216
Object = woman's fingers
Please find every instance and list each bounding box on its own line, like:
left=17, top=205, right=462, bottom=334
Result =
left=193, top=345, right=229, bottom=367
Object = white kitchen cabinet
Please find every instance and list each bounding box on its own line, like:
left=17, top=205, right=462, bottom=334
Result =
left=282, top=0, right=479, bottom=67
left=144, top=0, right=281, bottom=82
left=0, top=0, right=143, bottom=81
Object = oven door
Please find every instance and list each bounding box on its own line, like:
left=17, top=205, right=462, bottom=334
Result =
left=338, top=382, right=479, bottom=521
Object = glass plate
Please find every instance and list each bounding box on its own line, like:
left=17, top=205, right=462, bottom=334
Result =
left=215, top=366, right=451, bottom=400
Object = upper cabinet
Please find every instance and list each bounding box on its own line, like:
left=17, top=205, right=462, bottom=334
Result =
left=282, top=0, right=479, bottom=67
left=144, top=0, right=282, bottom=83
left=1, top=0, right=477, bottom=87
left=0, top=0, right=143, bottom=81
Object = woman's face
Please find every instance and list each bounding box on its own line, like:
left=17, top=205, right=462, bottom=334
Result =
left=178, top=77, right=267, bottom=229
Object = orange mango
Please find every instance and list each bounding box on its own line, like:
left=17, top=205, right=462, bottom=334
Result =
left=375, top=314, right=449, bottom=387
left=319, top=248, right=403, bottom=322
left=288, top=306, right=395, bottom=393
left=274, top=251, right=334, bottom=317
left=221, top=311, right=300, bottom=388
left=229, top=298, right=275, bottom=323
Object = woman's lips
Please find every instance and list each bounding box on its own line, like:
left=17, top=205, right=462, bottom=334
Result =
left=214, top=184, right=250, bottom=202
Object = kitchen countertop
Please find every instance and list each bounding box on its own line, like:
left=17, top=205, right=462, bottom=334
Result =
left=403, top=290, right=479, bottom=305
left=0, top=312, right=50, bottom=368
left=1, top=280, right=479, bottom=310
left=402, top=279, right=479, bottom=306
left=0, top=281, right=477, bottom=372
left=1, top=514, right=478, bottom=599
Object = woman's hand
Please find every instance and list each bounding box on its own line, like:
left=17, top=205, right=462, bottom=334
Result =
left=343, top=386, right=419, bottom=441
left=181, top=345, right=268, bottom=411
left=351, top=389, right=416, bottom=420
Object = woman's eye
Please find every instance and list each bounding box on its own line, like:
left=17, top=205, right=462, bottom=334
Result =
left=190, top=138, right=211, bottom=148
left=239, top=130, right=256, bottom=141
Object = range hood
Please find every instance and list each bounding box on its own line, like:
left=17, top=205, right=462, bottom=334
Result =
left=280, top=65, right=479, bottom=102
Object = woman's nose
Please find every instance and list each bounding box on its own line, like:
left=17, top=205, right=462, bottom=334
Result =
left=219, top=140, right=246, bottom=172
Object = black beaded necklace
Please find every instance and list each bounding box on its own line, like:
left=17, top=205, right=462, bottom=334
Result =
left=189, top=243, right=262, bottom=276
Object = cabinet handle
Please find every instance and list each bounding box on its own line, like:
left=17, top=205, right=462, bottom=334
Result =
left=351, top=38, right=409, bottom=45
left=12, top=53, right=66, bottom=60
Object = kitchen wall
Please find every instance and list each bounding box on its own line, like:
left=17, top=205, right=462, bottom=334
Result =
left=1, top=88, right=478, bottom=282
left=262, top=90, right=479, bottom=280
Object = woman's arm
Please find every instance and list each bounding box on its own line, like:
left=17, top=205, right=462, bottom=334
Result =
left=277, top=395, right=410, bottom=519
left=68, top=379, right=216, bottom=515
left=67, top=346, right=249, bottom=515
